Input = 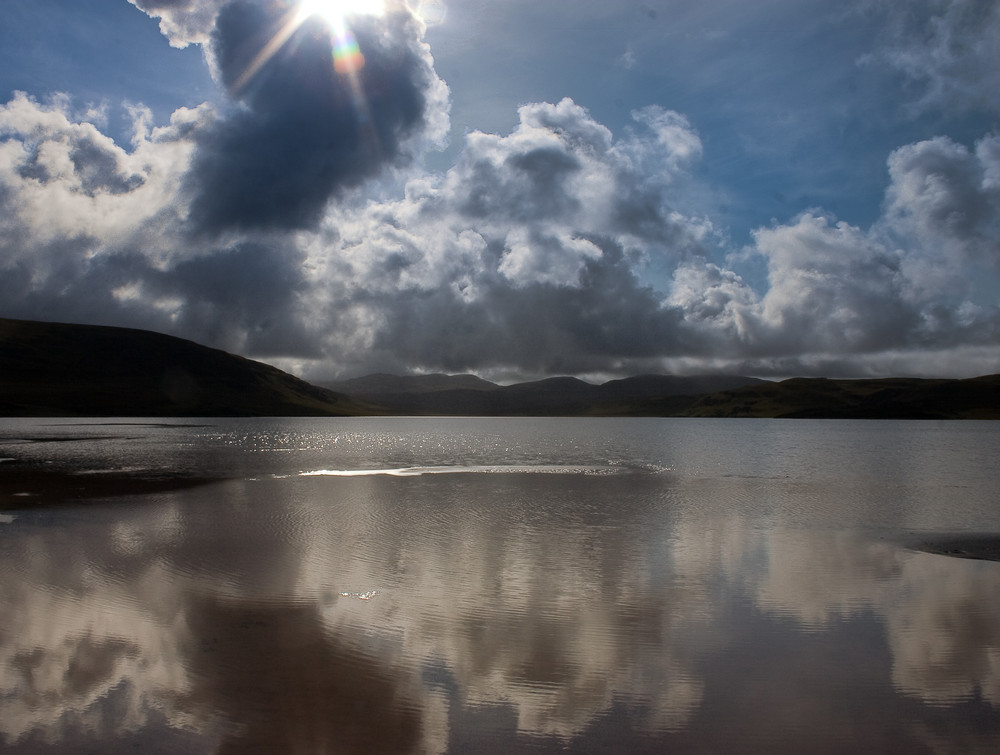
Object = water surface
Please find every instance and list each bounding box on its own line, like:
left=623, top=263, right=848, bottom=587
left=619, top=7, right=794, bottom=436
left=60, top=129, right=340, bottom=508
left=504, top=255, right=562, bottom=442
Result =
left=1, top=418, right=999, bottom=752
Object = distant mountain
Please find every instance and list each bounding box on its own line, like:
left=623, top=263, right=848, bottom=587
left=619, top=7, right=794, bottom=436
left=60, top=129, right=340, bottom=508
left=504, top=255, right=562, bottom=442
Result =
left=4, top=318, right=995, bottom=418
left=0, top=318, right=374, bottom=417
left=324, top=371, right=999, bottom=418
left=678, top=375, right=1000, bottom=419
left=322, top=373, right=765, bottom=416
left=328, top=372, right=499, bottom=395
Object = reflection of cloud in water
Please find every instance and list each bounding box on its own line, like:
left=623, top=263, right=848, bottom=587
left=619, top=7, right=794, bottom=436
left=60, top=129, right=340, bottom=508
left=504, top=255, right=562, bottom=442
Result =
left=0, top=474, right=709, bottom=750
left=1, top=472, right=999, bottom=750
left=0, top=564, right=203, bottom=750
left=749, top=526, right=1000, bottom=706
left=300, top=473, right=709, bottom=741
left=753, top=529, right=901, bottom=627
left=885, top=555, right=1000, bottom=705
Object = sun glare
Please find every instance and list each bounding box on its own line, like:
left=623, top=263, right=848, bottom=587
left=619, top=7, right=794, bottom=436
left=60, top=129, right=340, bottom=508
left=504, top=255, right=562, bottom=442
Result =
left=234, top=0, right=384, bottom=90
left=296, top=0, right=385, bottom=27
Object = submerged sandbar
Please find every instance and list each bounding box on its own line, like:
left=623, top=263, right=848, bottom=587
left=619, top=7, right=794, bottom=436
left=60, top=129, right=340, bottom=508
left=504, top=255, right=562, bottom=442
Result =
left=910, top=535, right=1000, bottom=562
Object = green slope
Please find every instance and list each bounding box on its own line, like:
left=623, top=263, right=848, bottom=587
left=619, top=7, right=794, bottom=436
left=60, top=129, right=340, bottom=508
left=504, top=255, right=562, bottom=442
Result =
left=679, top=375, right=1000, bottom=419
left=0, top=318, right=374, bottom=417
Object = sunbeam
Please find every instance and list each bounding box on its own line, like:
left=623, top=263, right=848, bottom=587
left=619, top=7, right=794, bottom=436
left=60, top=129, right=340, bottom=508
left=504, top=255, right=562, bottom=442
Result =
left=232, top=0, right=385, bottom=92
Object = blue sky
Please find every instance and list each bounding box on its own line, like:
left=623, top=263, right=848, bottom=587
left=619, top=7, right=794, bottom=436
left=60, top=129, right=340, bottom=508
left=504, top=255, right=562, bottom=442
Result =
left=0, top=0, right=997, bottom=380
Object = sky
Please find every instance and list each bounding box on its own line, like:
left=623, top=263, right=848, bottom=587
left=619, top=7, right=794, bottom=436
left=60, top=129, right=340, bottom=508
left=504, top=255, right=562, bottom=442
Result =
left=0, top=0, right=998, bottom=382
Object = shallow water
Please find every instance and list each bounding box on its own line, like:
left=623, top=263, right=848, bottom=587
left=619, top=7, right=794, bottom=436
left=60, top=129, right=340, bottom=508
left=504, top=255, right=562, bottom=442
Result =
left=1, top=417, right=999, bottom=753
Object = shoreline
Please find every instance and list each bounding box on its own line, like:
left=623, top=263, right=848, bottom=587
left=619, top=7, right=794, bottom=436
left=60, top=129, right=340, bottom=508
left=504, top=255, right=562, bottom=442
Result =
left=5, top=459, right=1000, bottom=565
left=0, top=459, right=220, bottom=510
left=908, top=535, right=1000, bottom=562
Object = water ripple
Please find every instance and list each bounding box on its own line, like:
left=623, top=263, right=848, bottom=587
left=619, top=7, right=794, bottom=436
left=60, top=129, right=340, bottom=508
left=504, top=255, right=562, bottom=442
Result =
left=298, top=464, right=635, bottom=477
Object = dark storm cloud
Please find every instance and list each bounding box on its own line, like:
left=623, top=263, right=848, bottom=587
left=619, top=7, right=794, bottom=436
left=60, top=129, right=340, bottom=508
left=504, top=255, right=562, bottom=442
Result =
left=153, top=240, right=319, bottom=356
left=0, top=239, right=315, bottom=358
left=458, top=145, right=582, bottom=221
left=366, top=235, right=692, bottom=375
left=184, top=1, right=435, bottom=233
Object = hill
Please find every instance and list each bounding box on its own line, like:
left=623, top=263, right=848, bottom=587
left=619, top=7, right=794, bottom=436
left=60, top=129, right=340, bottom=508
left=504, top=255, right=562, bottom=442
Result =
left=326, top=371, right=999, bottom=418
left=0, top=318, right=373, bottom=417
left=678, top=375, right=1000, bottom=419
left=322, top=373, right=764, bottom=415
left=3, top=318, right=995, bottom=418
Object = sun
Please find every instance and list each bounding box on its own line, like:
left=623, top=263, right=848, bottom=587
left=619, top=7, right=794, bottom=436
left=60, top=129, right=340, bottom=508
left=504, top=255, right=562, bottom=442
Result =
left=233, top=0, right=385, bottom=90
left=296, top=0, right=385, bottom=28
left=295, top=0, right=382, bottom=75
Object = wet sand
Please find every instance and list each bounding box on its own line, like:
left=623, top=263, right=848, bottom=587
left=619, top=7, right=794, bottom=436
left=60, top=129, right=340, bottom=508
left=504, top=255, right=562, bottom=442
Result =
left=910, top=535, right=1000, bottom=562
left=6, top=457, right=1000, bottom=567
left=0, top=459, right=219, bottom=510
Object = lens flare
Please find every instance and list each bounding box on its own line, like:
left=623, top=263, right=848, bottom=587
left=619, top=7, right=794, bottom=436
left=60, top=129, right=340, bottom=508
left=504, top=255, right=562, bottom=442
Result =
left=234, top=0, right=385, bottom=91
left=230, top=0, right=386, bottom=164
left=332, top=29, right=365, bottom=74
left=295, top=0, right=384, bottom=75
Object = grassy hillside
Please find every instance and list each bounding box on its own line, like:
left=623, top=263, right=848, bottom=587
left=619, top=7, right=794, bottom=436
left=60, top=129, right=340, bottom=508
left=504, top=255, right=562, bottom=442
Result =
left=679, top=375, right=1000, bottom=419
left=326, top=371, right=998, bottom=418
left=0, top=318, right=374, bottom=417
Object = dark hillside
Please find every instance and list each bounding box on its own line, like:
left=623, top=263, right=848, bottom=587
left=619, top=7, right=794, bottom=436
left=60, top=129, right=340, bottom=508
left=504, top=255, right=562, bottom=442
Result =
left=0, top=318, right=372, bottom=416
left=4, top=318, right=995, bottom=418
left=323, top=372, right=764, bottom=415
left=680, top=374, right=1000, bottom=419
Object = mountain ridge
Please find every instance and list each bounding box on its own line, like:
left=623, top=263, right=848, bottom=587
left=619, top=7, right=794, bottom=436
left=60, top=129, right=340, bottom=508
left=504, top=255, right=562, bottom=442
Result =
left=2, top=318, right=997, bottom=418
left=321, top=373, right=765, bottom=416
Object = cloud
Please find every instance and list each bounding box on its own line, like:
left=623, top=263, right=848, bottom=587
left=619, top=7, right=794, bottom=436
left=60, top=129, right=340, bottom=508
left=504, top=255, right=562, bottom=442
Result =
left=0, top=90, right=319, bottom=354
left=626, top=107, right=703, bottom=174
left=127, top=0, right=230, bottom=47
left=886, top=135, right=1000, bottom=273
left=498, top=228, right=602, bottom=289
left=866, top=0, right=1000, bottom=114
left=753, top=213, right=918, bottom=354
left=0, top=92, right=207, bottom=320
left=292, top=98, right=711, bottom=376
left=2, top=0, right=1000, bottom=380
left=3, top=84, right=1000, bottom=379
left=699, top=130, right=1000, bottom=374
left=148, top=239, right=318, bottom=356
left=667, top=261, right=758, bottom=347
left=184, top=1, right=449, bottom=234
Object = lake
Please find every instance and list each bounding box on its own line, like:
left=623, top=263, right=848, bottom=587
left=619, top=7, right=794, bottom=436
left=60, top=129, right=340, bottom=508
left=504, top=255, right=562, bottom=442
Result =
left=1, top=417, right=999, bottom=753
